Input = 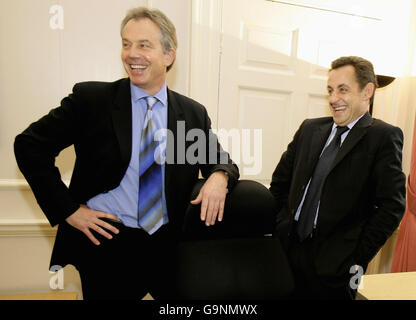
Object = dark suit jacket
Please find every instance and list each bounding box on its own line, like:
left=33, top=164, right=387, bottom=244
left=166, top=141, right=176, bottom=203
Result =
left=270, top=112, right=406, bottom=282
left=14, top=78, right=239, bottom=268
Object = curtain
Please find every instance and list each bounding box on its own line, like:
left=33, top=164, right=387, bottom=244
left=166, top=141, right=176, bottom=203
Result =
left=391, top=111, right=416, bottom=273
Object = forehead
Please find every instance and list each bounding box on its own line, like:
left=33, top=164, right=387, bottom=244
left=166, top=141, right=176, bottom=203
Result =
left=121, top=18, right=162, bottom=41
left=327, top=65, right=359, bottom=88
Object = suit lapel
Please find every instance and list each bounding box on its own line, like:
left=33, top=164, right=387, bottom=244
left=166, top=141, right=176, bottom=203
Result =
left=308, top=121, right=333, bottom=168
left=165, top=88, right=185, bottom=189
left=111, top=78, right=132, bottom=168
left=330, top=112, right=372, bottom=171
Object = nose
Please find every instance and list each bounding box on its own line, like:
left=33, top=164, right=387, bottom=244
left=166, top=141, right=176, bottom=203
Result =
left=328, top=91, right=340, bottom=105
left=128, top=45, right=142, bottom=59
left=125, top=44, right=148, bottom=61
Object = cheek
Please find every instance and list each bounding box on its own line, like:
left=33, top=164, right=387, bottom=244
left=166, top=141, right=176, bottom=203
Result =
left=121, top=51, right=128, bottom=61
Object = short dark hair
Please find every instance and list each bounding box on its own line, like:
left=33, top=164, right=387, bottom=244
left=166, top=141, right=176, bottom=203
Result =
left=330, top=56, right=378, bottom=106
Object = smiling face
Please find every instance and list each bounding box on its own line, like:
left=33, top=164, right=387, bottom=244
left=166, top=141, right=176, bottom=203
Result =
left=121, top=18, right=175, bottom=95
left=327, top=65, right=374, bottom=126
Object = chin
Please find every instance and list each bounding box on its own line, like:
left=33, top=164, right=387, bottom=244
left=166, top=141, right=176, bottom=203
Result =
left=129, top=76, right=146, bottom=87
left=332, top=117, right=346, bottom=126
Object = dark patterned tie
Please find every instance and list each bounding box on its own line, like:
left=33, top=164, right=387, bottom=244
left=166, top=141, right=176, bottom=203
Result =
left=138, top=96, right=163, bottom=234
left=297, top=126, right=349, bottom=241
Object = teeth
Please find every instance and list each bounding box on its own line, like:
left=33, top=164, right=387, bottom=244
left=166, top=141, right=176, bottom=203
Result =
left=131, top=65, right=147, bottom=69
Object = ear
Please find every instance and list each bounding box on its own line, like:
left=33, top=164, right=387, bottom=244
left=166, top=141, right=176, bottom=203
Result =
left=362, top=82, right=375, bottom=101
left=164, top=48, right=176, bottom=69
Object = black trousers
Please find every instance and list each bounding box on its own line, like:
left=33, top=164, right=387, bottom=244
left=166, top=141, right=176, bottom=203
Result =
left=75, top=220, right=178, bottom=300
left=286, top=224, right=356, bottom=300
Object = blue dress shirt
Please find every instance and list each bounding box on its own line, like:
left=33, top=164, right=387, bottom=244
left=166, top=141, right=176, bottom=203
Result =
left=87, top=82, right=168, bottom=228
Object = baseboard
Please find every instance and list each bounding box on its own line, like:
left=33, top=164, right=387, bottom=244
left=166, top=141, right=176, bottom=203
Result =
left=0, top=291, right=78, bottom=300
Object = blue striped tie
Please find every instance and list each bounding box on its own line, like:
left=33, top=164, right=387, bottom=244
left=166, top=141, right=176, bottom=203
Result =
left=138, top=96, right=163, bottom=234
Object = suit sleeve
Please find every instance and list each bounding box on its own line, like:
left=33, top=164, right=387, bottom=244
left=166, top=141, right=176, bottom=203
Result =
left=354, top=125, right=406, bottom=267
left=14, top=84, right=83, bottom=226
left=198, top=107, right=240, bottom=190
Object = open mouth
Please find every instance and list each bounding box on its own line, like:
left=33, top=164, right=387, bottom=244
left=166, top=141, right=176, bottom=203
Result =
left=333, top=105, right=347, bottom=113
left=130, top=64, right=148, bottom=71
left=127, top=63, right=150, bottom=75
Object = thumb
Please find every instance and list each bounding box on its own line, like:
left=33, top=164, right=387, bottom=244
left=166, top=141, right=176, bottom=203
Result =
left=190, top=191, right=203, bottom=204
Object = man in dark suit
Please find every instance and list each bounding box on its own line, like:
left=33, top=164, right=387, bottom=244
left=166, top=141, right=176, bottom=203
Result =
left=270, top=56, right=406, bottom=299
left=14, top=7, right=239, bottom=300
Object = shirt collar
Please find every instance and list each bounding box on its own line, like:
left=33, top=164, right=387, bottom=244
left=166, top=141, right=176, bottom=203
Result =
left=130, top=82, right=168, bottom=107
left=331, top=112, right=365, bottom=131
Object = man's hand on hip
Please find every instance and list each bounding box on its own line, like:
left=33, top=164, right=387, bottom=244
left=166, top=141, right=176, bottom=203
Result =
left=65, top=205, right=120, bottom=245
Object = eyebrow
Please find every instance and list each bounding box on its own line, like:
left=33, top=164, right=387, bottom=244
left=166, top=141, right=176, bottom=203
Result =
left=121, top=38, right=151, bottom=44
left=327, top=84, right=350, bottom=90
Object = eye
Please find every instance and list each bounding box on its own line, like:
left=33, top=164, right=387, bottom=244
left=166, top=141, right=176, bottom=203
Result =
left=122, top=42, right=130, bottom=48
left=139, top=41, right=152, bottom=49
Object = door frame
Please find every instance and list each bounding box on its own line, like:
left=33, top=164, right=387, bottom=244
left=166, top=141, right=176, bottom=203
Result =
left=189, top=0, right=223, bottom=129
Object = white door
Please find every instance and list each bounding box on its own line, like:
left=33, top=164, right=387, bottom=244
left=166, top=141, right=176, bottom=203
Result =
left=216, top=0, right=409, bottom=184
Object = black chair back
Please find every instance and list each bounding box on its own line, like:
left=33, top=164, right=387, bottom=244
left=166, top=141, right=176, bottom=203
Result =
left=174, top=179, right=294, bottom=299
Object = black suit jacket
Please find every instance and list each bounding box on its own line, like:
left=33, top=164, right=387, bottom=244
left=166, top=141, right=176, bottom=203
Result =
left=270, top=112, right=406, bottom=280
left=14, top=78, right=239, bottom=267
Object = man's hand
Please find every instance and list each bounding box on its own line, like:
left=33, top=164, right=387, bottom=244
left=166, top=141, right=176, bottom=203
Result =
left=190, top=171, right=229, bottom=226
left=65, top=205, right=121, bottom=245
